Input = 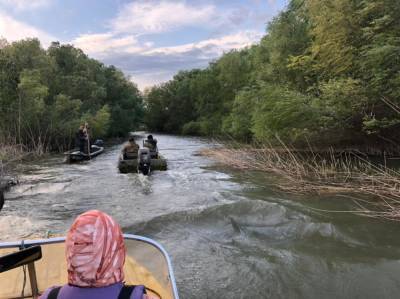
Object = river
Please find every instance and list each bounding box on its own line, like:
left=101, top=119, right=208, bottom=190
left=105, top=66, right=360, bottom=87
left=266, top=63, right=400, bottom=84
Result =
left=2, top=135, right=400, bottom=298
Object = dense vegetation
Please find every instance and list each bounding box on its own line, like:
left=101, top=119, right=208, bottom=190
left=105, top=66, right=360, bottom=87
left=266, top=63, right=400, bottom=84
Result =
left=0, top=39, right=143, bottom=152
left=145, top=0, right=400, bottom=152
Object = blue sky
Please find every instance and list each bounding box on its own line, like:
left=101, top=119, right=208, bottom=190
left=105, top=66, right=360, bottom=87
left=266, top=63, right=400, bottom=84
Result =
left=0, top=0, right=287, bottom=89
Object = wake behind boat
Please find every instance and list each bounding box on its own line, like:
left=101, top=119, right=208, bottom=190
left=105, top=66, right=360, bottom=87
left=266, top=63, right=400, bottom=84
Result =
left=0, top=235, right=179, bottom=299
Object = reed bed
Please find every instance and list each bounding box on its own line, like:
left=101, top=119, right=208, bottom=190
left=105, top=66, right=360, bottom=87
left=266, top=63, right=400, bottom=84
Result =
left=0, top=144, right=26, bottom=163
left=201, top=141, right=400, bottom=221
left=0, top=140, right=30, bottom=188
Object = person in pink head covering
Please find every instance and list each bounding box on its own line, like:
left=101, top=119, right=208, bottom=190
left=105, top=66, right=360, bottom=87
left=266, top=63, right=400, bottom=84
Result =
left=40, top=210, right=155, bottom=299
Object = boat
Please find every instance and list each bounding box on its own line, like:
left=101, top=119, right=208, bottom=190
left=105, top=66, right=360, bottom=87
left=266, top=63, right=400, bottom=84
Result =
left=118, top=153, right=167, bottom=174
left=64, top=145, right=104, bottom=163
left=119, top=138, right=167, bottom=174
left=1, top=177, right=18, bottom=212
left=0, top=234, right=179, bottom=299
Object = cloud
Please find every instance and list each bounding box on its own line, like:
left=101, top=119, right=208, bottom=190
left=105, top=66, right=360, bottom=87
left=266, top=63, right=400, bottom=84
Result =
left=102, top=51, right=209, bottom=89
left=228, top=7, right=251, bottom=26
left=0, top=0, right=270, bottom=90
left=72, top=33, right=146, bottom=57
left=0, top=0, right=280, bottom=91
left=110, top=1, right=216, bottom=34
left=73, top=29, right=262, bottom=57
left=146, top=30, right=262, bottom=57
left=78, top=30, right=262, bottom=90
left=0, top=0, right=50, bottom=11
left=130, top=70, right=175, bottom=91
left=0, top=11, right=55, bottom=46
left=109, top=1, right=266, bottom=36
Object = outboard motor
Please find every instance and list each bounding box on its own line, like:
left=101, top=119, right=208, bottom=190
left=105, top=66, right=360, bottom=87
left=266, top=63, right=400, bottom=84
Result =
left=138, top=148, right=151, bottom=175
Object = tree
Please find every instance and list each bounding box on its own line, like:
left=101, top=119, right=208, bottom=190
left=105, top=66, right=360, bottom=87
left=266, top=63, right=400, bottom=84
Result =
left=0, top=39, right=144, bottom=152
left=17, top=69, right=48, bottom=146
left=141, top=0, right=400, bottom=152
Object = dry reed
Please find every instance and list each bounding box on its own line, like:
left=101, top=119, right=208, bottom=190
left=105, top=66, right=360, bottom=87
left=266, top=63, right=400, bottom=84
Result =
left=201, top=140, right=400, bottom=221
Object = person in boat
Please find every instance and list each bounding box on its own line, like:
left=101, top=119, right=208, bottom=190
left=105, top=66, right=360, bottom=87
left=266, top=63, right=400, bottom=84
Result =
left=145, top=135, right=157, bottom=149
left=143, top=135, right=158, bottom=158
left=76, top=125, right=86, bottom=153
left=39, top=210, right=155, bottom=299
left=83, top=123, right=91, bottom=154
left=122, top=136, right=139, bottom=160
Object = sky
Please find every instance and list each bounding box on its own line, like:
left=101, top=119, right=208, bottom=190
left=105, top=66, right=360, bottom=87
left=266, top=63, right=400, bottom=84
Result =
left=0, top=0, right=287, bottom=90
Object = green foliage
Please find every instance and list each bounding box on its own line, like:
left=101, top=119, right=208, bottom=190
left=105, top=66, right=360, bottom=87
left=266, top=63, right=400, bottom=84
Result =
left=303, top=0, right=361, bottom=78
left=263, top=0, right=312, bottom=89
left=48, top=94, right=82, bottom=148
left=224, top=87, right=258, bottom=141
left=145, top=70, right=202, bottom=134
left=86, top=105, right=111, bottom=138
left=18, top=69, right=48, bottom=116
left=363, top=116, right=400, bottom=135
left=52, top=94, right=82, bottom=131
left=181, top=121, right=202, bottom=136
left=0, top=39, right=143, bottom=150
left=252, top=85, right=319, bottom=143
left=4, top=1, right=398, bottom=151
left=144, top=0, right=400, bottom=150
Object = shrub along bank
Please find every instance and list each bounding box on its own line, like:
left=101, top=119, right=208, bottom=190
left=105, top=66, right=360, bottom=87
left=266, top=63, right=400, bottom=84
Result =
left=144, top=0, right=400, bottom=154
left=0, top=39, right=144, bottom=154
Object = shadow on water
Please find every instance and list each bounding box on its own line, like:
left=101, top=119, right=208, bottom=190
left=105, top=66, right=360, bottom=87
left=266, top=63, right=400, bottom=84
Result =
left=2, top=135, right=400, bottom=298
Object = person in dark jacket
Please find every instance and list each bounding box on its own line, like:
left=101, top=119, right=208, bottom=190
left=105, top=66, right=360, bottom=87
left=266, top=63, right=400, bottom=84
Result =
left=76, top=125, right=86, bottom=153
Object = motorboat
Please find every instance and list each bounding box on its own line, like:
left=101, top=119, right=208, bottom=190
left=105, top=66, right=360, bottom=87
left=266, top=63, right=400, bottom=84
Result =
left=0, top=234, right=179, bottom=299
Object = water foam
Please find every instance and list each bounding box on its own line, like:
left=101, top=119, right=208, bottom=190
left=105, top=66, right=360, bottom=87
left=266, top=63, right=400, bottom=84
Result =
left=0, top=215, right=46, bottom=241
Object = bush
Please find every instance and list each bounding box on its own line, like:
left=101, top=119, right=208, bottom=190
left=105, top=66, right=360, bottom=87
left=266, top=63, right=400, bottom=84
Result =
left=182, top=121, right=202, bottom=135
left=252, top=84, right=319, bottom=143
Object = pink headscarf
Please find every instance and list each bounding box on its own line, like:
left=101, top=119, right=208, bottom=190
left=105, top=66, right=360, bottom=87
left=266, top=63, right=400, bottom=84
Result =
left=66, top=210, right=126, bottom=287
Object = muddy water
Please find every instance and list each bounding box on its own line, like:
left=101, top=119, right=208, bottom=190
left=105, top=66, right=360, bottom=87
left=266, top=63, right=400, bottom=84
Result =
left=2, top=135, right=400, bottom=298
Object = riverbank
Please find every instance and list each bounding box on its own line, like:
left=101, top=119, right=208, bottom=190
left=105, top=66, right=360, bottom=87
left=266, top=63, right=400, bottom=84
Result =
left=0, top=143, right=27, bottom=162
left=201, top=143, right=400, bottom=221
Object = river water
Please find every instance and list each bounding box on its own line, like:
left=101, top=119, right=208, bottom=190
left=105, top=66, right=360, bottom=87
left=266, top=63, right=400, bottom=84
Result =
left=2, top=135, right=400, bottom=298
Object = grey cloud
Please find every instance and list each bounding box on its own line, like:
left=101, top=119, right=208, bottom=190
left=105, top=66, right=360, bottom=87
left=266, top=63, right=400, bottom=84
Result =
left=103, top=49, right=210, bottom=73
left=75, top=29, right=263, bottom=89
left=100, top=48, right=213, bottom=89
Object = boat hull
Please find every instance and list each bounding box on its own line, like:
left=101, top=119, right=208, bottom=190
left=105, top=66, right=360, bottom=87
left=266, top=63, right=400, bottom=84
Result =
left=65, top=145, right=104, bottom=163
left=0, top=235, right=178, bottom=299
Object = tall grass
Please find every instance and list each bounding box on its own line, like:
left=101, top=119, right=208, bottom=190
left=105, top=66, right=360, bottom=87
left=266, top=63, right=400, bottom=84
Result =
left=0, top=136, right=35, bottom=187
left=202, top=140, right=400, bottom=221
left=0, top=134, right=48, bottom=163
